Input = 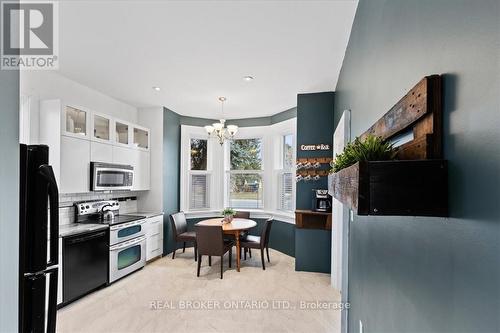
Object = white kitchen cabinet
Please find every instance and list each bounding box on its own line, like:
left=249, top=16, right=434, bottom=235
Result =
left=112, top=146, right=150, bottom=190
left=60, top=136, right=90, bottom=193
left=61, top=105, right=90, bottom=139
left=114, top=120, right=131, bottom=146
left=146, top=215, right=163, bottom=261
left=58, top=238, right=63, bottom=305
left=112, top=145, right=133, bottom=165
left=91, top=112, right=113, bottom=143
left=133, top=125, right=150, bottom=150
left=91, top=141, right=113, bottom=164
left=133, top=150, right=150, bottom=191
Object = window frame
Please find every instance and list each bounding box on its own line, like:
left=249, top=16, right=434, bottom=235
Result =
left=277, top=133, right=295, bottom=213
left=180, top=125, right=220, bottom=212
left=224, top=135, right=265, bottom=210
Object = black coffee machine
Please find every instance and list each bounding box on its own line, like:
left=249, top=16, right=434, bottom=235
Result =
left=312, top=189, right=332, bottom=212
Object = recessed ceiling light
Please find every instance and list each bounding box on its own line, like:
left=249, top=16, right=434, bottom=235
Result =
left=243, top=75, right=254, bottom=81
left=152, top=86, right=161, bottom=91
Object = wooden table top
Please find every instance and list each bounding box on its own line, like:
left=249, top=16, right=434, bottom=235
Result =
left=196, top=218, right=257, bottom=231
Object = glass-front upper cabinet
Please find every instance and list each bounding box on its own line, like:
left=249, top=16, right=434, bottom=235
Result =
left=63, top=106, right=88, bottom=137
left=92, top=113, right=111, bottom=142
left=115, top=121, right=130, bottom=145
left=133, top=126, right=149, bottom=150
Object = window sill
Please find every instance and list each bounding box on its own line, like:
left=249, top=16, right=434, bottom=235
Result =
left=184, top=209, right=295, bottom=224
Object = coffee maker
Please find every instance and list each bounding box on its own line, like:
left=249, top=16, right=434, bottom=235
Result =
left=312, top=189, right=332, bottom=212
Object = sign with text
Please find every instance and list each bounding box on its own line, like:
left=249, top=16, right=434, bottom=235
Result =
left=300, top=143, right=331, bottom=151
left=1, top=1, right=59, bottom=70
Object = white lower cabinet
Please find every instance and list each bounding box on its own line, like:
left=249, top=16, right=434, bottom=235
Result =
left=145, top=215, right=163, bottom=261
left=58, top=238, right=63, bottom=305
left=60, top=136, right=91, bottom=193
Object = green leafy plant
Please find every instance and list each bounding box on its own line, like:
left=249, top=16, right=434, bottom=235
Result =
left=330, top=135, right=397, bottom=173
left=222, top=208, right=236, bottom=216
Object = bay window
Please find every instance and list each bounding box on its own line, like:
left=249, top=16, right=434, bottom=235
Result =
left=181, top=118, right=296, bottom=221
left=278, top=134, right=294, bottom=212
left=189, top=138, right=210, bottom=210
left=228, top=138, right=263, bottom=209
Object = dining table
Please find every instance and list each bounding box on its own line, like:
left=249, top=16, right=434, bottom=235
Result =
left=196, top=218, right=257, bottom=272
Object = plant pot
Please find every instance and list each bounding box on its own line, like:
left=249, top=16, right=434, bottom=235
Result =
left=223, top=215, right=233, bottom=224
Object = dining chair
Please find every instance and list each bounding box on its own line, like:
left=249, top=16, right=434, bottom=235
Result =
left=233, top=211, right=251, bottom=258
left=234, top=211, right=250, bottom=219
left=170, top=212, right=197, bottom=261
left=240, top=218, right=273, bottom=270
left=195, top=225, right=234, bottom=279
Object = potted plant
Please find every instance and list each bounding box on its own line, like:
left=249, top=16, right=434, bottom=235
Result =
left=329, top=135, right=397, bottom=173
left=221, top=208, right=236, bottom=224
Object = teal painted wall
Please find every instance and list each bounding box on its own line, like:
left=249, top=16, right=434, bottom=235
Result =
left=0, top=44, right=19, bottom=332
left=295, top=92, right=334, bottom=273
left=334, top=1, right=500, bottom=332
left=162, top=108, right=181, bottom=254
left=178, top=107, right=297, bottom=128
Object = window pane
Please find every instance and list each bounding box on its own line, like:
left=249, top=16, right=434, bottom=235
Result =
left=229, top=173, right=263, bottom=209
left=190, top=139, right=207, bottom=170
left=279, top=172, right=293, bottom=211
left=283, top=134, right=293, bottom=169
left=116, top=122, right=129, bottom=144
left=190, top=174, right=209, bottom=209
left=230, top=139, right=262, bottom=170
left=94, top=115, right=109, bottom=140
left=66, top=106, right=86, bottom=135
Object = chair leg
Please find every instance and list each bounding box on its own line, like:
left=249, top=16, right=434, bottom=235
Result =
left=220, top=256, right=224, bottom=279
left=183, top=242, right=186, bottom=253
left=249, top=248, right=252, bottom=258
left=209, top=256, right=212, bottom=266
left=229, top=249, right=232, bottom=268
left=194, top=244, right=197, bottom=261
left=266, top=247, right=270, bottom=263
left=239, top=247, right=242, bottom=260
left=244, top=248, right=247, bottom=260
left=260, top=248, right=266, bottom=270
left=197, top=255, right=202, bottom=277
left=172, top=248, right=176, bottom=259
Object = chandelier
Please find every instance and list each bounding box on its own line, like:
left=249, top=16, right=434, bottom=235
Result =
left=204, top=97, right=238, bottom=145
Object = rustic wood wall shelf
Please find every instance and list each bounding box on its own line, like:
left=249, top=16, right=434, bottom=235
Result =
left=295, top=210, right=332, bottom=230
left=330, top=75, right=449, bottom=217
left=331, top=160, right=448, bottom=216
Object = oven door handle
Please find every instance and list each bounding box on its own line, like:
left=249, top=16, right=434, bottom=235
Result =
left=110, top=236, right=145, bottom=251
left=110, top=219, right=146, bottom=231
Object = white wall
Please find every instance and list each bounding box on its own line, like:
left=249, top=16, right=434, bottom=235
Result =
left=137, top=107, right=164, bottom=212
left=20, top=71, right=138, bottom=123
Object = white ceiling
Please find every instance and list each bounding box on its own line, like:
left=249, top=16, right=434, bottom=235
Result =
left=58, top=0, right=358, bottom=119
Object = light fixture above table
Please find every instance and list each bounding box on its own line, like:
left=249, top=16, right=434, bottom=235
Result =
left=205, top=97, right=238, bottom=145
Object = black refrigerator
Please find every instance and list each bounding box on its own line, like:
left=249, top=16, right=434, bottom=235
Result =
left=19, top=144, right=59, bottom=333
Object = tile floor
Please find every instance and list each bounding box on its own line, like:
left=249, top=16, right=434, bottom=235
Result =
left=57, top=249, right=341, bottom=333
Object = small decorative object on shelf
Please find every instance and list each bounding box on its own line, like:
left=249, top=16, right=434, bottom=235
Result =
left=221, top=208, right=236, bottom=224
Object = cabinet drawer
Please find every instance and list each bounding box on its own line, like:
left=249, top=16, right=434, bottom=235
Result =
left=146, top=216, right=163, bottom=237
left=146, top=234, right=163, bottom=261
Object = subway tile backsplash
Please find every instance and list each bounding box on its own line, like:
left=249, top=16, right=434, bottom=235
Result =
left=58, top=191, right=139, bottom=225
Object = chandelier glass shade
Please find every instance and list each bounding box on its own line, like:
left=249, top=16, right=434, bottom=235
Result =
left=205, top=97, right=238, bottom=145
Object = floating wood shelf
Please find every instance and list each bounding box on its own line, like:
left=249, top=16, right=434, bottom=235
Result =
left=295, top=210, right=332, bottom=230
left=330, top=75, right=449, bottom=217
left=330, top=160, right=448, bottom=216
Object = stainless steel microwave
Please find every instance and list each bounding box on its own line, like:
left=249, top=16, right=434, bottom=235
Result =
left=90, top=162, right=133, bottom=191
